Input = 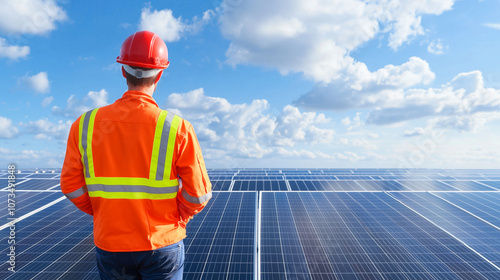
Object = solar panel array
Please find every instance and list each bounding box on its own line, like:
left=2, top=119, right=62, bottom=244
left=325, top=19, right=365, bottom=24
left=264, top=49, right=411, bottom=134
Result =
left=0, top=168, right=499, bottom=279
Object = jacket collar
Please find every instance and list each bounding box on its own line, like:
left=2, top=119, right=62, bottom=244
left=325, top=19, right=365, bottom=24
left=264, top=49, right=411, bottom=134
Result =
left=118, top=90, right=159, bottom=107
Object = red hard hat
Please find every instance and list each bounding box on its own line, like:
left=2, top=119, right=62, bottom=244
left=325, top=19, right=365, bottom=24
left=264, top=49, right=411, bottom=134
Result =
left=116, top=31, right=169, bottom=69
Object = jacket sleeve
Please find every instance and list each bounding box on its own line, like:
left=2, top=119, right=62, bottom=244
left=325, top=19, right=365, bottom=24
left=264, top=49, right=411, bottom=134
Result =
left=175, top=120, right=212, bottom=225
left=60, top=118, right=93, bottom=216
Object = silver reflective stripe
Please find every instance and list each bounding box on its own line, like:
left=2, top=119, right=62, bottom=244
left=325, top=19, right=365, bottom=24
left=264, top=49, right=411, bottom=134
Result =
left=155, top=112, right=175, bottom=180
left=81, top=110, right=92, bottom=178
left=182, top=188, right=212, bottom=204
left=64, top=186, right=88, bottom=199
left=88, top=184, right=179, bottom=194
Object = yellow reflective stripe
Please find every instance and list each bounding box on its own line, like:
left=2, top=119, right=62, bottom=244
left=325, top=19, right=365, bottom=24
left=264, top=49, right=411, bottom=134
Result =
left=86, top=109, right=99, bottom=178
left=85, top=176, right=179, bottom=188
left=88, top=191, right=177, bottom=200
left=78, top=112, right=86, bottom=174
left=149, top=110, right=167, bottom=180
left=164, top=115, right=181, bottom=179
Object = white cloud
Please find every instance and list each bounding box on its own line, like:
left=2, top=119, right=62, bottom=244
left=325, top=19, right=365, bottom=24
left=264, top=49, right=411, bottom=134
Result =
left=340, top=138, right=378, bottom=151
left=218, top=0, right=452, bottom=83
left=0, top=0, right=67, bottom=35
left=403, top=127, right=426, bottom=137
left=165, top=88, right=335, bottom=159
left=87, top=89, right=108, bottom=107
left=336, top=151, right=365, bottom=161
left=427, top=39, right=445, bottom=55
left=0, top=116, right=19, bottom=138
left=295, top=57, right=435, bottom=110
left=52, top=89, right=109, bottom=118
left=382, top=1, right=454, bottom=50
left=0, top=38, right=29, bottom=59
left=0, top=147, right=64, bottom=168
left=22, top=71, right=50, bottom=93
left=365, top=71, right=500, bottom=129
left=23, top=118, right=72, bottom=140
left=484, top=23, right=500, bottom=30
left=139, top=6, right=214, bottom=42
left=139, top=7, right=184, bottom=42
left=42, top=96, right=53, bottom=107
left=342, top=112, right=364, bottom=131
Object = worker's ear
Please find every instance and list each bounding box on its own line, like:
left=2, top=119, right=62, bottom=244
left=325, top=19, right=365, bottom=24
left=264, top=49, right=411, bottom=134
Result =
left=154, top=70, right=163, bottom=84
left=121, top=66, right=127, bottom=78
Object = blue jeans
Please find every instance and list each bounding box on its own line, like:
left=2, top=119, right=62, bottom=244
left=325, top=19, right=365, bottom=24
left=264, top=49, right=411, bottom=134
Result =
left=95, top=240, right=184, bottom=280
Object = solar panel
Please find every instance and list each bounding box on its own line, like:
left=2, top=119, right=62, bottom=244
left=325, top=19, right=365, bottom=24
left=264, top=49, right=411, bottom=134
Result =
left=210, top=180, right=232, bottom=191
left=184, top=192, right=256, bottom=280
left=441, top=180, right=497, bottom=191
left=2, top=168, right=500, bottom=279
left=396, top=180, right=457, bottom=191
left=389, top=192, right=500, bottom=268
left=336, top=175, right=374, bottom=180
left=478, top=181, right=500, bottom=191
left=208, top=174, right=234, bottom=181
left=0, top=191, right=63, bottom=219
left=13, top=179, right=60, bottom=190
left=232, top=180, right=288, bottom=191
left=260, top=192, right=500, bottom=280
left=0, top=195, right=96, bottom=280
left=432, top=192, right=500, bottom=228
left=0, top=191, right=256, bottom=279
left=24, top=174, right=59, bottom=179
left=354, top=180, right=407, bottom=191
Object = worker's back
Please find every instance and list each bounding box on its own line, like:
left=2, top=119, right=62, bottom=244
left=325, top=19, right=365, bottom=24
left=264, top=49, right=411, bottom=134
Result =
left=87, top=90, right=187, bottom=251
left=61, top=31, right=211, bottom=279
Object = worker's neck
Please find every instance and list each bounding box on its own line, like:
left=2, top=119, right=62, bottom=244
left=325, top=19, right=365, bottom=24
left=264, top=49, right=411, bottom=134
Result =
left=128, top=84, right=157, bottom=97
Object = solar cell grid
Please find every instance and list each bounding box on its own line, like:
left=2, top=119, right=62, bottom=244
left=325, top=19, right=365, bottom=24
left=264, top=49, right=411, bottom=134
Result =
left=207, top=174, right=234, bottom=181
left=260, top=192, right=500, bottom=280
left=24, top=174, right=59, bottom=179
left=3, top=168, right=500, bottom=279
left=478, top=181, right=500, bottom=191
left=482, top=176, right=500, bottom=180
left=432, top=192, right=500, bottom=229
left=354, top=180, right=408, bottom=191
left=336, top=175, right=374, bottom=180
left=0, top=191, right=63, bottom=219
left=210, top=180, right=232, bottom=191
left=13, top=179, right=60, bottom=190
left=441, top=180, right=497, bottom=191
left=389, top=192, right=500, bottom=268
left=233, top=175, right=284, bottom=180
left=396, top=180, right=457, bottom=191
left=0, top=198, right=96, bottom=280
left=232, top=180, right=287, bottom=191
left=184, top=192, right=255, bottom=280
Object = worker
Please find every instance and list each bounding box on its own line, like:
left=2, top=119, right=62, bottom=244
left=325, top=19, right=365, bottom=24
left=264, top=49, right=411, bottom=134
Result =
left=60, top=30, right=212, bottom=280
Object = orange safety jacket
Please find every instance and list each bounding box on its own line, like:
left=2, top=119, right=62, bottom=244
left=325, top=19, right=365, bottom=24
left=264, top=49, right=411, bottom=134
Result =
left=60, top=90, right=212, bottom=252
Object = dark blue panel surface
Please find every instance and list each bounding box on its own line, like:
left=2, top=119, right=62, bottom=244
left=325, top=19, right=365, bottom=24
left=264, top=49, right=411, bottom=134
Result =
left=210, top=180, right=231, bottom=191
left=13, top=179, right=60, bottom=190
left=432, top=192, right=500, bottom=228
left=478, top=181, right=500, bottom=190
left=0, top=198, right=97, bottom=280
left=232, top=180, right=287, bottom=191
left=0, top=191, right=63, bottom=219
left=184, top=192, right=255, bottom=280
left=390, top=192, right=500, bottom=268
left=260, top=192, right=500, bottom=280
left=396, top=180, right=457, bottom=191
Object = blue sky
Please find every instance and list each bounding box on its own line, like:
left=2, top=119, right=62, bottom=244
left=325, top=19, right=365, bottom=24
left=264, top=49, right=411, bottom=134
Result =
left=1, top=0, right=500, bottom=169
